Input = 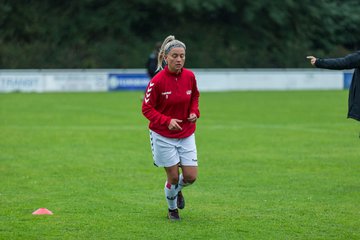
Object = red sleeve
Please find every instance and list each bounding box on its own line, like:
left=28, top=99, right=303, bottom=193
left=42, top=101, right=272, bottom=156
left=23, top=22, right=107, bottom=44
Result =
left=189, top=76, right=200, bottom=118
left=142, top=81, right=172, bottom=126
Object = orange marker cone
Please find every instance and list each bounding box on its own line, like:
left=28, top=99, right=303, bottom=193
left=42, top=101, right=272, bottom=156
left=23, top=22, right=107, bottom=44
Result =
left=32, top=208, right=53, bottom=215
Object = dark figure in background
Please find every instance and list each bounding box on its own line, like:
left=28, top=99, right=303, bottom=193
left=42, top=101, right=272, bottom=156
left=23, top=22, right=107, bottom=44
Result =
left=141, top=42, right=162, bottom=101
left=146, top=42, right=162, bottom=79
left=307, top=53, right=360, bottom=122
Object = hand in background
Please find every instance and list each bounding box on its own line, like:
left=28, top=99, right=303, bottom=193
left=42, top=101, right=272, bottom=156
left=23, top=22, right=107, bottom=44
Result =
left=307, top=56, right=317, bottom=66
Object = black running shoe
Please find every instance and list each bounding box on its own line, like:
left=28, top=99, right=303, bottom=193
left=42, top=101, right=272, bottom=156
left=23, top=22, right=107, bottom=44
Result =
left=168, top=209, right=180, bottom=221
left=177, top=191, right=185, bottom=210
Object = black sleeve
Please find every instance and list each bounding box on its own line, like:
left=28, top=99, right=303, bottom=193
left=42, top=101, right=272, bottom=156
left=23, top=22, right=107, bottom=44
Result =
left=315, top=51, right=360, bottom=70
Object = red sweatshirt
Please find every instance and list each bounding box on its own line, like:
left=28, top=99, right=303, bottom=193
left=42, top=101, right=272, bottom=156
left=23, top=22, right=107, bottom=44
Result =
left=142, top=66, right=200, bottom=138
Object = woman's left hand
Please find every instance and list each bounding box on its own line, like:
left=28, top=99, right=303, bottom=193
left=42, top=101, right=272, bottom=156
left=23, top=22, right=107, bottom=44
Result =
left=187, top=113, right=197, bottom=122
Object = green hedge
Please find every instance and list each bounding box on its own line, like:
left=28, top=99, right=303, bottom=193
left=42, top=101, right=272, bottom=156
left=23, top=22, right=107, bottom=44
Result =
left=0, top=0, right=359, bottom=68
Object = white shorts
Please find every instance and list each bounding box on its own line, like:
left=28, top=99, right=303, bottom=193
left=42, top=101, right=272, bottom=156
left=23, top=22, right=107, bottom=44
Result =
left=149, top=130, right=198, bottom=167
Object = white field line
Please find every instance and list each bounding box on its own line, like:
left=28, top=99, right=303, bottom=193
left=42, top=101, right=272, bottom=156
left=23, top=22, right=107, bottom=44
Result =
left=1, top=125, right=146, bottom=131
left=200, top=122, right=354, bottom=135
left=1, top=122, right=354, bottom=135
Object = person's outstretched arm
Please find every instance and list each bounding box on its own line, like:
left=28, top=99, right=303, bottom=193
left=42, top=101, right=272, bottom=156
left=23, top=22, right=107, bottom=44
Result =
left=307, top=51, right=360, bottom=70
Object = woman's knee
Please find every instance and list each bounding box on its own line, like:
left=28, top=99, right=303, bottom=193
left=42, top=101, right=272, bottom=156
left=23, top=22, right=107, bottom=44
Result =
left=184, top=175, right=197, bottom=184
left=182, top=166, right=197, bottom=184
left=165, top=165, right=180, bottom=184
left=167, top=175, right=179, bottom=184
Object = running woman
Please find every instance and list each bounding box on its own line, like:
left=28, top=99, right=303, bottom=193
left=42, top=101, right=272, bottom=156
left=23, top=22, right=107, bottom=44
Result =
left=142, top=35, right=200, bottom=220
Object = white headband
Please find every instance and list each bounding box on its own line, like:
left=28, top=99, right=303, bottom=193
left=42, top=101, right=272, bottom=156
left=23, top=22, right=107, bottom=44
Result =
left=164, top=40, right=186, bottom=55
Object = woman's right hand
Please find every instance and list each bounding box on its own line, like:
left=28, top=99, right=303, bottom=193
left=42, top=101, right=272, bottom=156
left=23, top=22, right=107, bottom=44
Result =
left=168, top=119, right=182, bottom=130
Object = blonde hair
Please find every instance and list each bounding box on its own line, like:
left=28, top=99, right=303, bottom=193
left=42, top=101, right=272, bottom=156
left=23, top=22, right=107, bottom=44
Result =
left=156, top=35, right=186, bottom=71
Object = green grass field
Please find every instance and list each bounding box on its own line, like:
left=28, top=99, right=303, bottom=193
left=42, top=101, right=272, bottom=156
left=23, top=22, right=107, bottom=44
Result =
left=1, top=90, right=359, bottom=239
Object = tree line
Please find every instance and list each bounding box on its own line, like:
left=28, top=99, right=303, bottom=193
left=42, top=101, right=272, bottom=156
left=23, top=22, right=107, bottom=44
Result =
left=0, top=0, right=359, bottom=69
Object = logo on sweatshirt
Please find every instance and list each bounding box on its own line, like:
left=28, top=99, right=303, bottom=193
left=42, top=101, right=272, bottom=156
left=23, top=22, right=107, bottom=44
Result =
left=186, top=90, right=192, bottom=95
left=162, top=91, right=172, bottom=99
